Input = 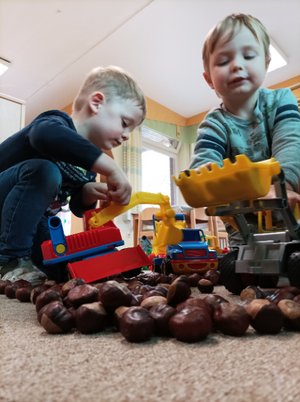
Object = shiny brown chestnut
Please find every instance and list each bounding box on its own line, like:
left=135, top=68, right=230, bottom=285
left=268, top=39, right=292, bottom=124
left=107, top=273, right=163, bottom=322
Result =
left=99, top=280, right=133, bottom=312
left=75, top=302, right=107, bottom=334
left=197, top=278, right=214, bottom=294
left=140, top=295, right=167, bottom=310
left=167, top=276, right=191, bottom=306
left=149, top=303, right=176, bottom=336
left=0, top=280, right=11, bottom=294
left=203, top=269, right=220, bottom=285
left=245, top=299, right=283, bottom=334
left=277, top=299, right=300, bottom=330
left=40, top=301, right=75, bottom=334
left=169, top=305, right=212, bottom=342
left=35, top=288, right=63, bottom=312
left=15, top=286, right=33, bottom=302
left=213, top=303, right=250, bottom=336
left=119, top=306, right=154, bottom=342
left=61, top=278, right=86, bottom=297
left=240, top=286, right=267, bottom=302
left=67, top=284, right=99, bottom=308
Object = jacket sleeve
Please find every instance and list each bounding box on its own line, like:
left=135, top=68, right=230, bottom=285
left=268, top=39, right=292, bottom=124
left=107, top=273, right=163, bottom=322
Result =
left=270, top=89, right=300, bottom=192
left=27, top=115, right=101, bottom=171
left=189, top=110, right=229, bottom=169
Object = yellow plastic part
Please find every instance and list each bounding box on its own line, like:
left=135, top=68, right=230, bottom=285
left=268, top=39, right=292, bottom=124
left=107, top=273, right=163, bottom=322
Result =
left=88, top=191, right=183, bottom=247
left=55, top=244, right=66, bottom=255
left=173, top=155, right=281, bottom=208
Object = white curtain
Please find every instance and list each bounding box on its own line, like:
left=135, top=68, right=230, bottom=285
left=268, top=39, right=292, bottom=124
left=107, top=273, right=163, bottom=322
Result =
left=122, top=127, right=142, bottom=212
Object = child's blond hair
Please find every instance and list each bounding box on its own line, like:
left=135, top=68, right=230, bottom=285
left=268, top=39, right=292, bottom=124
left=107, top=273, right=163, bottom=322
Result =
left=73, top=65, right=146, bottom=119
left=202, top=14, right=271, bottom=74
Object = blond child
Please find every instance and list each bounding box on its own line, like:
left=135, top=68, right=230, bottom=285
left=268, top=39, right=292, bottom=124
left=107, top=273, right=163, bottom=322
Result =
left=190, top=14, right=300, bottom=244
left=0, top=66, right=146, bottom=284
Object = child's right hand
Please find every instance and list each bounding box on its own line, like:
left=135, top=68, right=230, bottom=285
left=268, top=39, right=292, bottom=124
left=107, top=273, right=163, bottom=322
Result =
left=106, top=169, right=132, bottom=205
left=92, top=153, right=132, bottom=205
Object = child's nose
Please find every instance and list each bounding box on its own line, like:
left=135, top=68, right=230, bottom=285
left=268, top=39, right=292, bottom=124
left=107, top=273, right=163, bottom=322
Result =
left=231, top=56, right=244, bottom=70
left=122, top=132, right=129, bottom=141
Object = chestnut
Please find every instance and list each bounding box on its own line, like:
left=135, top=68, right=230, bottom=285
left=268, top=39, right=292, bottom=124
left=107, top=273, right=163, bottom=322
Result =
left=114, top=306, right=130, bottom=330
left=15, top=286, right=33, bottom=302
left=203, top=294, right=229, bottom=313
left=140, top=295, right=167, bottom=310
left=245, top=300, right=283, bottom=334
left=0, top=280, right=11, bottom=294
left=169, top=306, right=212, bottom=342
left=4, top=280, right=31, bottom=299
left=75, top=302, right=107, bottom=334
left=197, top=278, right=214, bottom=294
left=186, top=273, right=202, bottom=287
left=240, top=286, right=266, bottom=302
left=35, top=288, right=63, bottom=312
left=30, top=284, right=51, bottom=304
left=67, top=284, right=99, bottom=308
left=61, top=278, right=86, bottom=297
left=277, top=299, right=300, bottom=331
left=40, top=301, right=75, bottom=333
left=213, top=303, right=250, bottom=336
left=176, top=297, right=211, bottom=315
left=203, top=269, right=220, bottom=285
left=99, top=280, right=133, bottom=312
left=119, top=306, right=154, bottom=342
left=149, top=304, right=176, bottom=336
left=167, top=276, right=191, bottom=306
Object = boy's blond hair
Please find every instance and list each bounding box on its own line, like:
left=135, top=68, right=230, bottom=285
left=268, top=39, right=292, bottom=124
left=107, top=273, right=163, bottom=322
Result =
left=73, top=65, right=146, bottom=119
left=202, top=13, right=271, bottom=74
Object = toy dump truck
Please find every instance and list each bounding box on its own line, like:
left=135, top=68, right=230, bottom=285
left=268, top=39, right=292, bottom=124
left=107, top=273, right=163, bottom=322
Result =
left=174, top=154, right=300, bottom=294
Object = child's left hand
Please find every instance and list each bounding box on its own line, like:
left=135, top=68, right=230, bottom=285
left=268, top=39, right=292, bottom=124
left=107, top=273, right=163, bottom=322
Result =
left=81, top=182, right=111, bottom=206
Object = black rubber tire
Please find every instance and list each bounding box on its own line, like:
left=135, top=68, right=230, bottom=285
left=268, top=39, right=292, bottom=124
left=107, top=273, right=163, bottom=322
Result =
left=219, top=249, right=245, bottom=295
left=256, top=275, right=279, bottom=289
left=287, top=251, right=300, bottom=287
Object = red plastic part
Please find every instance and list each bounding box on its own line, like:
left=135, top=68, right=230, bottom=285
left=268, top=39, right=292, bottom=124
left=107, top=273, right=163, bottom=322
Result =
left=67, top=245, right=151, bottom=283
left=41, top=220, right=122, bottom=261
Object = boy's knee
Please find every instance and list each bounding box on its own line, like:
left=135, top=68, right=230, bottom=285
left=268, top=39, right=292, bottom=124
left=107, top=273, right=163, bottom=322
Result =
left=22, top=159, right=62, bottom=190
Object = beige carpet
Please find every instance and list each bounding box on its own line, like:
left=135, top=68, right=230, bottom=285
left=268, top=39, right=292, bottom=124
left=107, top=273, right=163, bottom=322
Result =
left=1, top=286, right=300, bottom=402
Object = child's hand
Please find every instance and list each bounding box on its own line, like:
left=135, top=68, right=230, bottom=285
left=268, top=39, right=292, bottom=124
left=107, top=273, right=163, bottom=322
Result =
left=82, top=182, right=110, bottom=206
left=106, top=169, right=132, bottom=205
left=261, top=185, right=300, bottom=210
left=92, top=153, right=132, bottom=206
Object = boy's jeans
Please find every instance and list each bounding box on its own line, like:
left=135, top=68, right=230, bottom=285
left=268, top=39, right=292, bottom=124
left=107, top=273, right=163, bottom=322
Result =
left=0, top=159, right=62, bottom=263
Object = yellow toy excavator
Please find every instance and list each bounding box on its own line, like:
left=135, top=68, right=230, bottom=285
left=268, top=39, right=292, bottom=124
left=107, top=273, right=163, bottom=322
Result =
left=173, top=154, right=300, bottom=294
left=87, top=191, right=184, bottom=252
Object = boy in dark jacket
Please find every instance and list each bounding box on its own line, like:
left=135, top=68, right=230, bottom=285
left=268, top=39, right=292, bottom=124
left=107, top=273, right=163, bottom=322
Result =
left=0, top=65, right=146, bottom=284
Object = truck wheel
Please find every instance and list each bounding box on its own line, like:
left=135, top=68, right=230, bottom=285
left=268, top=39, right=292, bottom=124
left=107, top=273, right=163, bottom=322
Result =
left=219, top=249, right=244, bottom=295
left=287, top=251, right=300, bottom=287
left=257, top=275, right=279, bottom=288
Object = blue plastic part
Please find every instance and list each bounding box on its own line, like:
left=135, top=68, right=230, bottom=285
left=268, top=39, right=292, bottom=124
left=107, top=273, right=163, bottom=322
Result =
left=43, top=239, right=125, bottom=265
left=48, top=216, right=68, bottom=256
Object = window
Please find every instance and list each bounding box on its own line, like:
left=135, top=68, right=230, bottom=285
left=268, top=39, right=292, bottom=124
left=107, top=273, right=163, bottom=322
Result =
left=141, top=126, right=180, bottom=205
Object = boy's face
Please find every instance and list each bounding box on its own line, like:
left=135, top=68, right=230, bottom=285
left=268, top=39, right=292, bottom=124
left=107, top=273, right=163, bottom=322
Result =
left=87, top=97, right=144, bottom=150
left=204, top=25, right=269, bottom=104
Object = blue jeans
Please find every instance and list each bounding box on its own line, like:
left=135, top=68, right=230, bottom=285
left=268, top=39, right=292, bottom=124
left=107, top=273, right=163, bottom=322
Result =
left=0, top=159, right=62, bottom=262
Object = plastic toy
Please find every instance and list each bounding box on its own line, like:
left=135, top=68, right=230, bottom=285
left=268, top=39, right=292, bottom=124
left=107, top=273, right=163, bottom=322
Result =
left=41, top=216, right=151, bottom=283
left=174, top=155, right=300, bottom=294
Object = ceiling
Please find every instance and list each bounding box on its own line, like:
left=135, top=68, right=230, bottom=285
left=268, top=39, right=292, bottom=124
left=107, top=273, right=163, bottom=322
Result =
left=1, top=0, right=300, bottom=124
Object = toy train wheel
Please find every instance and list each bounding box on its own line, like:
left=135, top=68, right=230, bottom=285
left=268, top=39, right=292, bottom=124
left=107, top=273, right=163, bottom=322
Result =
left=287, top=251, right=300, bottom=287
left=219, top=249, right=245, bottom=295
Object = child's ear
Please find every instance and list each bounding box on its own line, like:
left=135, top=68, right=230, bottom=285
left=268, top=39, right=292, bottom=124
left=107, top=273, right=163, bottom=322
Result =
left=89, top=92, right=105, bottom=114
left=203, top=71, right=214, bottom=89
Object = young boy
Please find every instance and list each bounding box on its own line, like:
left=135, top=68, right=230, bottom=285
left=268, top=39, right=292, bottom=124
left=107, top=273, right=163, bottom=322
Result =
left=0, top=65, right=146, bottom=284
left=190, top=13, right=300, bottom=245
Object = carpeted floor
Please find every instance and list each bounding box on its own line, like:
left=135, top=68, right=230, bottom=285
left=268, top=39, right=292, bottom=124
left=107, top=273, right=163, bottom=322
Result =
left=1, top=285, right=300, bottom=402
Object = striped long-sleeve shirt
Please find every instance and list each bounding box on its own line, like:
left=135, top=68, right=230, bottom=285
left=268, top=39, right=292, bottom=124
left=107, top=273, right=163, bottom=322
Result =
left=190, top=88, right=300, bottom=192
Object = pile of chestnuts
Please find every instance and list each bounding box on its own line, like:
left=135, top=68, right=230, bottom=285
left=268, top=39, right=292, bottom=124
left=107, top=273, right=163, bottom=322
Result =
left=2, top=270, right=300, bottom=343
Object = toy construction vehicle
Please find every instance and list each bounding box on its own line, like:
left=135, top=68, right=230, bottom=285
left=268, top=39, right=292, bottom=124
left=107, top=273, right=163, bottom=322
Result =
left=42, top=191, right=218, bottom=282
left=174, top=155, right=300, bottom=294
